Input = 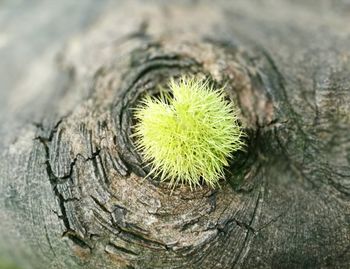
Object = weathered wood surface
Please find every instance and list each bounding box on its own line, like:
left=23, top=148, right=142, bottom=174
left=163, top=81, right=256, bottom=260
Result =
left=0, top=1, right=349, bottom=268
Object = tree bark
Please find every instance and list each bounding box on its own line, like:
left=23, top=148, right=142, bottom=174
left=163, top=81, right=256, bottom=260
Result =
left=1, top=1, right=350, bottom=268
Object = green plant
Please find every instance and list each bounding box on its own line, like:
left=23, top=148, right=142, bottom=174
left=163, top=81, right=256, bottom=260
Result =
left=133, top=77, right=244, bottom=188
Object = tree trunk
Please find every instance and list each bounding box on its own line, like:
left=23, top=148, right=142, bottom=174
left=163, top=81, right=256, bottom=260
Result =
left=1, top=1, right=349, bottom=268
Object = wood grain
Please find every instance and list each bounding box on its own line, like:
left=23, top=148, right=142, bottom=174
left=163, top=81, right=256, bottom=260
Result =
left=0, top=1, right=349, bottom=268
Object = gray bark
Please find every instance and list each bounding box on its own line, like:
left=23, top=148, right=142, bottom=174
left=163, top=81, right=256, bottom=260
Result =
left=0, top=1, right=349, bottom=268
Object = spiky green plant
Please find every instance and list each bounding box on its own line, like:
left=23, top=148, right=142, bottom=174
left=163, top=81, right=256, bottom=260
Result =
left=133, top=77, right=244, bottom=188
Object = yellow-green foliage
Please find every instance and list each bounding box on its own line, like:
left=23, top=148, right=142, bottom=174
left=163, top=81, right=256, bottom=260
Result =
left=133, top=77, right=244, bottom=189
